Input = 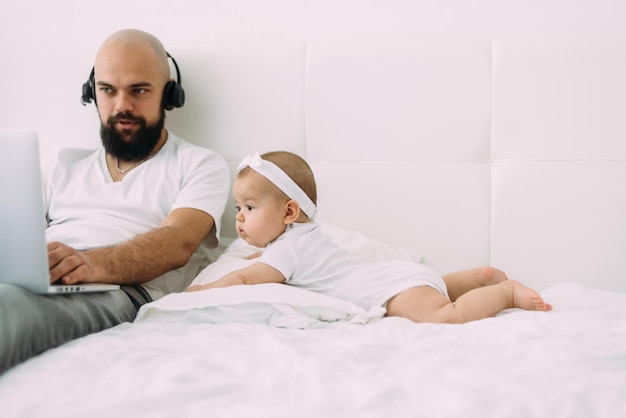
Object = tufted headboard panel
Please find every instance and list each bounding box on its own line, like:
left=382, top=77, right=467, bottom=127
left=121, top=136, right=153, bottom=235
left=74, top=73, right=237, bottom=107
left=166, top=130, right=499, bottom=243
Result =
left=490, top=35, right=626, bottom=291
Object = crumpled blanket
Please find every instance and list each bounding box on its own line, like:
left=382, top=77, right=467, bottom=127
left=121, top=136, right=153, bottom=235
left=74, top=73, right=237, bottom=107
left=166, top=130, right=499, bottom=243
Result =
left=136, top=283, right=386, bottom=328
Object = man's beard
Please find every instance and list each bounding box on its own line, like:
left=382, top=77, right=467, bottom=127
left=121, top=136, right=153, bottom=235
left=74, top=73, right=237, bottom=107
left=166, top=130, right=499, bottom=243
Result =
left=100, top=110, right=165, bottom=161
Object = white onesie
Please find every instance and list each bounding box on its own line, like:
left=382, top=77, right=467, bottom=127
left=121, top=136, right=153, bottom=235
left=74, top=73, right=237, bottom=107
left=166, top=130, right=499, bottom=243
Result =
left=250, top=222, right=447, bottom=311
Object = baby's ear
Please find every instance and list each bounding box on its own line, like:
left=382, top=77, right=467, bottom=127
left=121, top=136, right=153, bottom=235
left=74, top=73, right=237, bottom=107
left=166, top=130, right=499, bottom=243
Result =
left=284, top=200, right=301, bottom=224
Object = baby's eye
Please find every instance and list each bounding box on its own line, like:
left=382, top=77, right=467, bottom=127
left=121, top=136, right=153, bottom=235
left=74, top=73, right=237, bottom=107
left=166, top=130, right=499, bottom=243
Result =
left=246, top=205, right=254, bottom=211
left=235, top=205, right=241, bottom=212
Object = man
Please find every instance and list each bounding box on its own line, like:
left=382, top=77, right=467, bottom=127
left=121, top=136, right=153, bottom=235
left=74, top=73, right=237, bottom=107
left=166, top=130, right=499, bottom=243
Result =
left=0, top=29, right=230, bottom=374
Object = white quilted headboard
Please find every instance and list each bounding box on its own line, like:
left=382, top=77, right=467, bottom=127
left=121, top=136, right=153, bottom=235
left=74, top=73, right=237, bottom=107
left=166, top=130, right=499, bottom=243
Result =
left=303, top=36, right=626, bottom=292
left=1, top=2, right=625, bottom=293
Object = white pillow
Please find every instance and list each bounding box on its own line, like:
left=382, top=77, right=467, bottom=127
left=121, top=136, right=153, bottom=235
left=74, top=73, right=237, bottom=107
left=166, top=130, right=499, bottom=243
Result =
left=316, top=220, right=422, bottom=263
left=192, top=238, right=260, bottom=286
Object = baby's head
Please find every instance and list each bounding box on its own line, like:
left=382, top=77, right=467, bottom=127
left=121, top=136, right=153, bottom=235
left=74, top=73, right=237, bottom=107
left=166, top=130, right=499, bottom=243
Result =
left=234, top=151, right=317, bottom=246
left=258, top=151, right=317, bottom=208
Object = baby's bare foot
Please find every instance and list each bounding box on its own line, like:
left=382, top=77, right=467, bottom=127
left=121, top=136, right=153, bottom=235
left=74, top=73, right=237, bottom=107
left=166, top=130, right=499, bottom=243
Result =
left=510, top=280, right=552, bottom=311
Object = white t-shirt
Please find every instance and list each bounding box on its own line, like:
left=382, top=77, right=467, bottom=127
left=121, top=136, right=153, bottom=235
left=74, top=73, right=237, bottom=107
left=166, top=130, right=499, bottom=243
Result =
left=44, top=132, right=230, bottom=299
left=259, top=223, right=448, bottom=310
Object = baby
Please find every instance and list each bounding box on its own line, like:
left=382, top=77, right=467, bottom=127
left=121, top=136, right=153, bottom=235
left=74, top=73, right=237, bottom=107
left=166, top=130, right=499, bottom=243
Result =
left=188, top=151, right=551, bottom=323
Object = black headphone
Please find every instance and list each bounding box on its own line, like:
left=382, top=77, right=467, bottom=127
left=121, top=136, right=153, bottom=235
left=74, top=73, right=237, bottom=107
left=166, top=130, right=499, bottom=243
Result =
left=80, top=52, right=185, bottom=110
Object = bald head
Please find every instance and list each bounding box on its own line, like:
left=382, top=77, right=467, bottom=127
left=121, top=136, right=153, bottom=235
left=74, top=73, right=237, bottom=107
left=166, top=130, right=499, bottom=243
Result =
left=96, top=29, right=170, bottom=82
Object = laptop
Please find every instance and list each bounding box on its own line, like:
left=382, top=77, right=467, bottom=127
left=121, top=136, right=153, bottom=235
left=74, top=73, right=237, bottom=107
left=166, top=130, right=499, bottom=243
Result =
left=0, top=127, right=119, bottom=294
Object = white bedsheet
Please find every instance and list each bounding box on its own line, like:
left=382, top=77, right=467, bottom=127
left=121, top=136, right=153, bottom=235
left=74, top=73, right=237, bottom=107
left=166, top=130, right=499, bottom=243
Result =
left=1, top=282, right=625, bottom=418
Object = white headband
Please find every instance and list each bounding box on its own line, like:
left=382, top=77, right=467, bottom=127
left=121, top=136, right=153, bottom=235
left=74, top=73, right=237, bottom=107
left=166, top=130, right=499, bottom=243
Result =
left=238, top=152, right=317, bottom=219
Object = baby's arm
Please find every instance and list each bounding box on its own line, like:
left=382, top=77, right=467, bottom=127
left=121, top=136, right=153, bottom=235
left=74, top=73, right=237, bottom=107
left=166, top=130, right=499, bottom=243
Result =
left=187, top=262, right=286, bottom=292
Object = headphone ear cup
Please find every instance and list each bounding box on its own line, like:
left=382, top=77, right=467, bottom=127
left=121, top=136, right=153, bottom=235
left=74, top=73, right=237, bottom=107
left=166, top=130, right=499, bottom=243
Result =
left=80, top=70, right=95, bottom=106
left=81, top=81, right=92, bottom=105
left=162, top=80, right=185, bottom=110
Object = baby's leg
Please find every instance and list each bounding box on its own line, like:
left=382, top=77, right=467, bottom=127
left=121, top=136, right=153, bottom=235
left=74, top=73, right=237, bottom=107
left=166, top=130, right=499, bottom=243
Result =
left=443, top=266, right=509, bottom=301
left=386, top=280, right=552, bottom=324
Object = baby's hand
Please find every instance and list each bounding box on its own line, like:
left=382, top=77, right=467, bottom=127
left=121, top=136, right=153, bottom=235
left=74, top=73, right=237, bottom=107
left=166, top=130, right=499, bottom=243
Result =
left=186, top=285, right=204, bottom=292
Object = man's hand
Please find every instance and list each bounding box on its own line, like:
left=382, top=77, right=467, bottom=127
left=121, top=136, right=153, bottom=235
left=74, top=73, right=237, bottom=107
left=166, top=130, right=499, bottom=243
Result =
left=47, top=241, right=96, bottom=284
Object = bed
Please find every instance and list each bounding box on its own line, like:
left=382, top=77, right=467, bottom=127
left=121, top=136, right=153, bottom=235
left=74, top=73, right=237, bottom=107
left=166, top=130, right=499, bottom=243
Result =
left=1, top=251, right=625, bottom=417
left=1, top=229, right=626, bottom=417
left=1, top=20, right=626, bottom=418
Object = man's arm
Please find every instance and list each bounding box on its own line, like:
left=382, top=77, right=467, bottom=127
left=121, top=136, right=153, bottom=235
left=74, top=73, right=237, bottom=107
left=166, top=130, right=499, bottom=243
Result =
left=48, top=207, right=215, bottom=285
left=186, top=262, right=285, bottom=292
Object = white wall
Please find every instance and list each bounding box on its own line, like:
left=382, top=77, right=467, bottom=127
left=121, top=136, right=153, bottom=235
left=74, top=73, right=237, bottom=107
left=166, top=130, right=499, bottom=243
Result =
left=3, top=0, right=626, bottom=49
left=1, top=0, right=625, bottom=158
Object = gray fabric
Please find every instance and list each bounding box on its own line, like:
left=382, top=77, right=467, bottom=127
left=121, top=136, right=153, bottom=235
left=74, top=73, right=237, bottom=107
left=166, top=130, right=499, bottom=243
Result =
left=0, top=284, right=150, bottom=375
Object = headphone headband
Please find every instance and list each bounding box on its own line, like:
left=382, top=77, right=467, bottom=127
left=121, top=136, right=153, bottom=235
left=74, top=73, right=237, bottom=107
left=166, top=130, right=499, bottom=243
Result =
left=80, top=51, right=185, bottom=110
left=166, top=52, right=182, bottom=85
